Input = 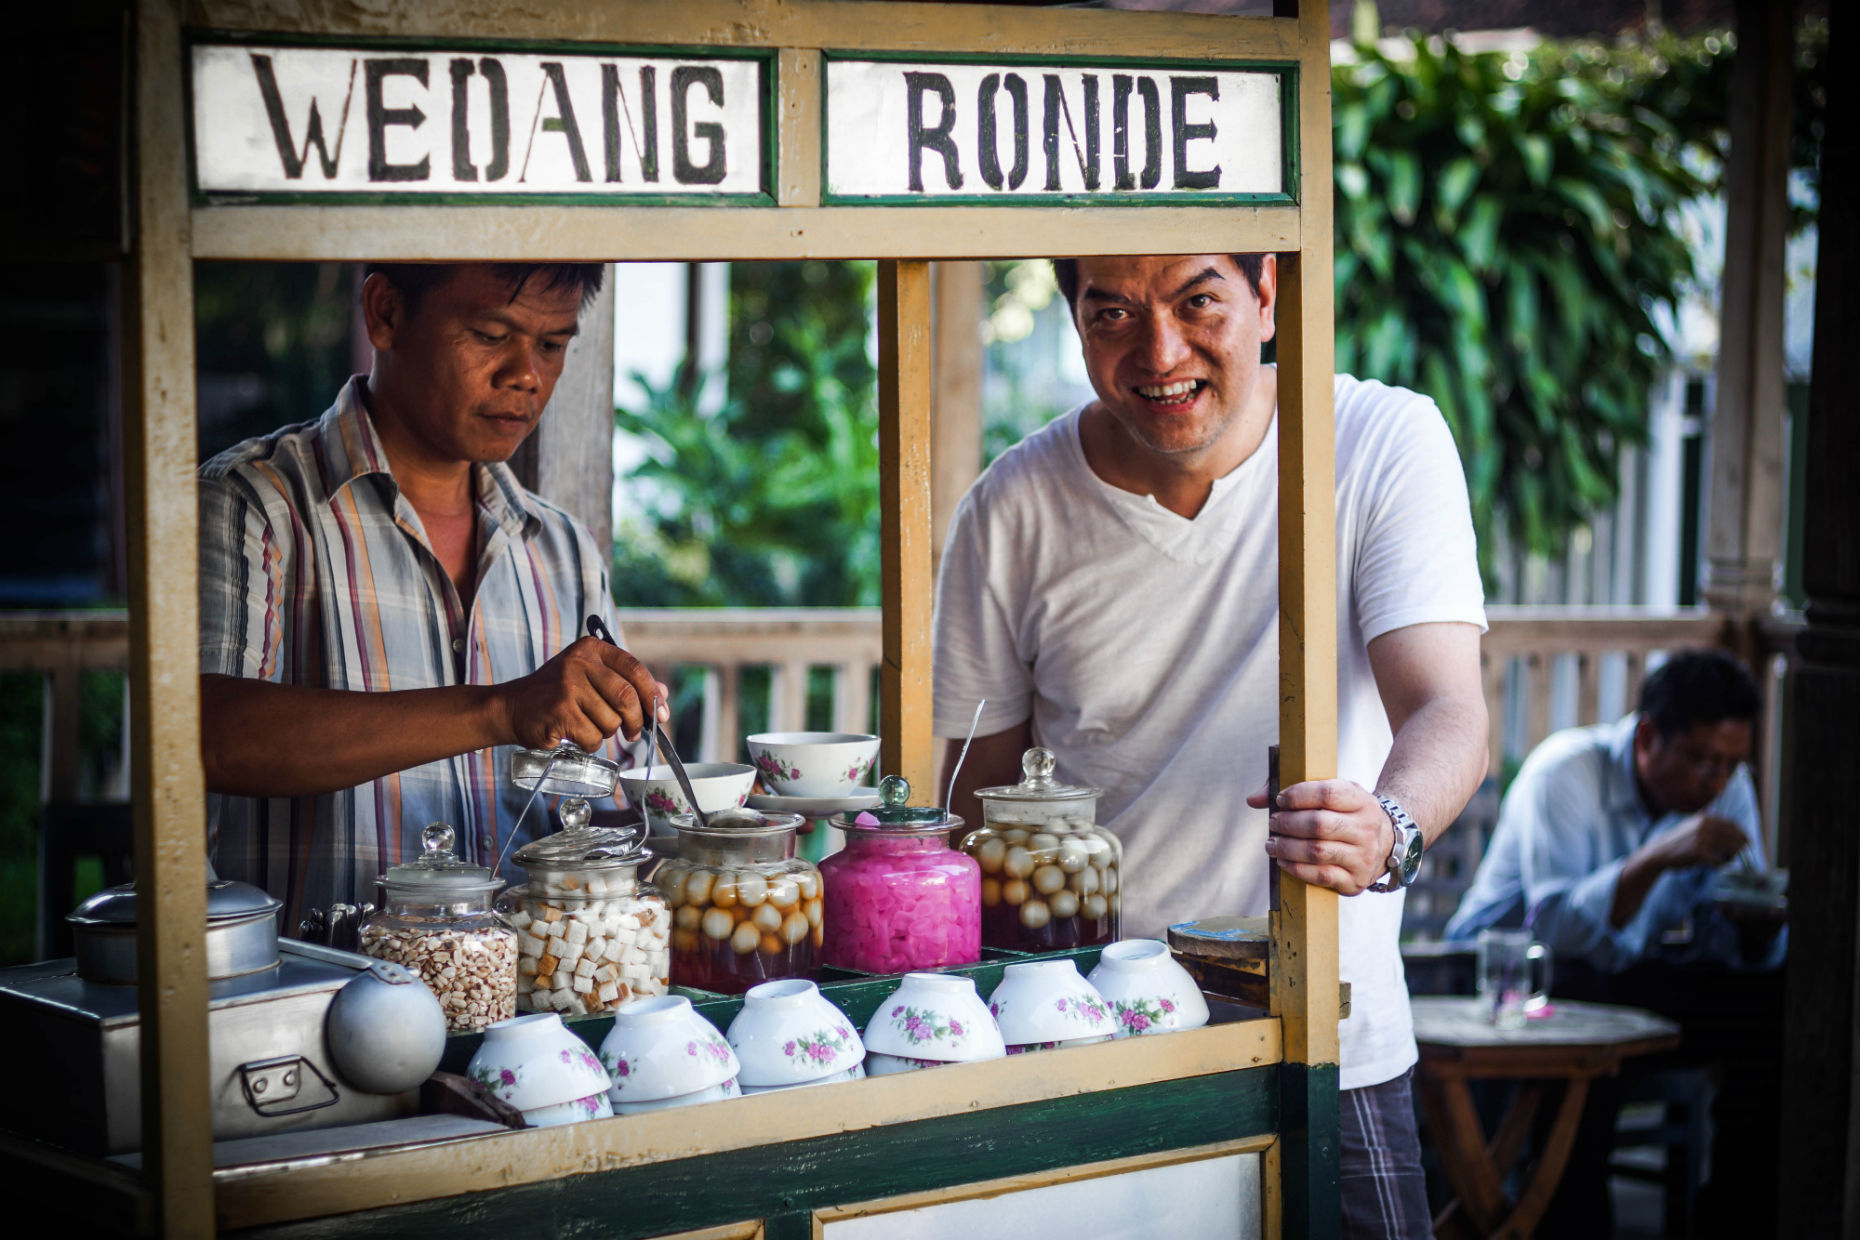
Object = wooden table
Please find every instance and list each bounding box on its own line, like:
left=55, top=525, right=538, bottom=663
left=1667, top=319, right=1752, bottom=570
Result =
left=1410, top=997, right=1681, bottom=1240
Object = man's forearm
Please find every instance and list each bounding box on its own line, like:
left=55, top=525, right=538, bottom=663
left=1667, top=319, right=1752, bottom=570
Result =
left=1375, top=693, right=1489, bottom=848
left=201, top=675, right=508, bottom=797
left=1609, top=844, right=1668, bottom=927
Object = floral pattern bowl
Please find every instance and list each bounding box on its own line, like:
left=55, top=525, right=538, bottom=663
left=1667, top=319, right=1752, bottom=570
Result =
left=741, top=1063, right=865, bottom=1094
left=726, top=978, right=866, bottom=1088
left=613, top=1075, right=741, bottom=1115
left=862, top=972, right=1005, bottom=1063
left=986, top=958, right=1115, bottom=1049
left=744, top=732, right=881, bottom=798
left=466, top=1012, right=612, bottom=1115
left=1087, top=938, right=1211, bottom=1038
left=619, top=762, right=755, bottom=833
left=521, top=1090, right=615, bottom=1127
left=600, top=994, right=741, bottom=1104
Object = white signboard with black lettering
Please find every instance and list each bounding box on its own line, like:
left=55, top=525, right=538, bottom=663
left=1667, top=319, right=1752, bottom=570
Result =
left=190, top=43, right=769, bottom=199
left=823, top=58, right=1288, bottom=203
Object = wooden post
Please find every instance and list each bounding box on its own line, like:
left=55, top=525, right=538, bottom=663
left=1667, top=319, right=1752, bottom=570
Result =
left=1779, top=4, right=1858, bottom=1233
left=930, top=261, right=985, bottom=580
left=126, top=0, right=213, bottom=1232
left=511, top=268, right=617, bottom=554
left=1270, top=2, right=1342, bottom=1235
left=1702, top=0, right=1793, bottom=615
left=878, top=261, right=935, bottom=800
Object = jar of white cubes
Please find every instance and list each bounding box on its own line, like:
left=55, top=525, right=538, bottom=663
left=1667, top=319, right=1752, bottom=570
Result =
left=498, top=808, right=671, bottom=1018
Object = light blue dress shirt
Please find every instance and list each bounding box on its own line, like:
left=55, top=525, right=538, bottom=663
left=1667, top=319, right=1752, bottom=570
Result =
left=1444, top=714, right=1782, bottom=973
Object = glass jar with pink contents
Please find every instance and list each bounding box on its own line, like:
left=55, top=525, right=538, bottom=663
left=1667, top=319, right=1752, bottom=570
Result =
left=822, top=776, right=980, bottom=974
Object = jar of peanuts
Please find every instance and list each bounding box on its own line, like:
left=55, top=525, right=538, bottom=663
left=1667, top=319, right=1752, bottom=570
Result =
left=656, top=809, right=820, bottom=994
left=497, top=801, right=670, bottom=1017
left=960, top=748, right=1119, bottom=951
left=359, top=823, right=518, bottom=1033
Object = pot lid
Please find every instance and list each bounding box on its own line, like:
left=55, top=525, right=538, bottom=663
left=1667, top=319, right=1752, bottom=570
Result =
left=379, top=823, right=499, bottom=890
left=67, top=877, right=282, bottom=926
left=975, top=747, right=1100, bottom=804
left=831, top=774, right=959, bottom=832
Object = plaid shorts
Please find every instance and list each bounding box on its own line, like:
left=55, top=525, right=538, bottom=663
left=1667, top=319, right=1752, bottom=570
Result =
left=1339, top=1068, right=1433, bottom=1240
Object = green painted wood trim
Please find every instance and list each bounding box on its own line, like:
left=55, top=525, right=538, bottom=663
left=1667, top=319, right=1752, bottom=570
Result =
left=440, top=944, right=1107, bottom=1074
left=1278, top=1060, right=1341, bottom=1240
left=227, top=1064, right=1277, bottom=1239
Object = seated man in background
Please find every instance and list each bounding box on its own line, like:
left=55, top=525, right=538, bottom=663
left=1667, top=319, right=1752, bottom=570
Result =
left=1446, top=647, right=1784, bottom=1236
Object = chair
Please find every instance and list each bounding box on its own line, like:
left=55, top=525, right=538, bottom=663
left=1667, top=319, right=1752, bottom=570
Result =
left=1609, top=1065, right=1713, bottom=1239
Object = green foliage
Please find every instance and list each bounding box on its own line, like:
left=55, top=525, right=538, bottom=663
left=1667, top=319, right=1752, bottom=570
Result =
left=611, top=262, right=880, bottom=608
left=1332, top=26, right=1824, bottom=577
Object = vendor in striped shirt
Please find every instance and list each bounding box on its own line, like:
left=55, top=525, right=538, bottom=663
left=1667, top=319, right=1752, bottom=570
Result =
left=198, top=262, right=666, bottom=927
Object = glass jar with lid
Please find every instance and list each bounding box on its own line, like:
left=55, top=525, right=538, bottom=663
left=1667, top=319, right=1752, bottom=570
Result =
left=960, top=747, right=1120, bottom=950
left=359, top=822, right=518, bottom=1032
left=822, top=775, right=979, bottom=974
left=496, top=799, right=671, bottom=1016
left=655, top=809, right=820, bottom=994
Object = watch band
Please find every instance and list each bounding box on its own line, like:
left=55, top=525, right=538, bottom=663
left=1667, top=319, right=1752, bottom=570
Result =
left=1368, top=794, right=1421, bottom=893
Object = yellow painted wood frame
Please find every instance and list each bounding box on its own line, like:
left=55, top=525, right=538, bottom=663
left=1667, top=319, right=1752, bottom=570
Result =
left=120, top=0, right=1340, bottom=1233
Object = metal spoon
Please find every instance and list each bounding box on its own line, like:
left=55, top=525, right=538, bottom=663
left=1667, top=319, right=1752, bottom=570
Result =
left=586, top=615, right=709, bottom=829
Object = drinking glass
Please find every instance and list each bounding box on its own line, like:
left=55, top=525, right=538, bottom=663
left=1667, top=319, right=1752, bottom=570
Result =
left=1476, top=928, right=1552, bottom=1029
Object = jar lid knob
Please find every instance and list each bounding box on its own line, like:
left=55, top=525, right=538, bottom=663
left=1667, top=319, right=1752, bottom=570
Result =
left=421, top=822, right=456, bottom=858
left=878, top=774, right=911, bottom=809
left=1021, top=747, right=1057, bottom=785
left=558, top=798, right=592, bottom=831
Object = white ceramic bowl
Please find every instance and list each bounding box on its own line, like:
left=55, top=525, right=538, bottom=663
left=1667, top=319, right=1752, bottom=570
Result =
left=1088, top=939, right=1212, bottom=1037
left=613, top=1076, right=740, bottom=1115
left=522, top=1090, right=614, bottom=1127
left=620, top=762, right=756, bottom=832
left=865, top=1052, right=947, bottom=1076
left=986, top=958, right=1115, bottom=1046
left=745, top=732, right=881, bottom=798
left=1004, top=1034, right=1114, bottom=1056
left=741, top=1063, right=865, bottom=1094
left=467, top=1012, right=612, bottom=1112
left=726, top=978, right=865, bottom=1088
left=600, top=994, right=741, bottom=1104
left=863, top=972, right=1006, bottom=1062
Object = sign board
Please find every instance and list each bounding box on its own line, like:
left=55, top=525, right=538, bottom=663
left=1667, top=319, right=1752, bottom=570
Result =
left=823, top=57, right=1289, bottom=203
left=190, top=42, right=770, bottom=200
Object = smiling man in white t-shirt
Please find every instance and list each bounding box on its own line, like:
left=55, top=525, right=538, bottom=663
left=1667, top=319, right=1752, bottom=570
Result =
left=933, top=254, right=1489, bottom=1239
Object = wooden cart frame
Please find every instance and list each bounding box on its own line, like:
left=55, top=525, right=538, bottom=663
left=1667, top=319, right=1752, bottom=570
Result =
left=107, top=0, right=1341, bottom=1233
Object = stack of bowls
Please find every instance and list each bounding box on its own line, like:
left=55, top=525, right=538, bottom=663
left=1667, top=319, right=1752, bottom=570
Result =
left=726, top=979, right=866, bottom=1092
left=1087, top=939, right=1212, bottom=1037
left=862, top=972, right=1006, bottom=1074
left=986, top=958, right=1116, bottom=1053
left=599, top=995, right=744, bottom=1114
left=466, top=1012, right=613, bottom=1126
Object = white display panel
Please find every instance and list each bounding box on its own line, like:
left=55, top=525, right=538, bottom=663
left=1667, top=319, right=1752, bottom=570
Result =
left=191, top=44, right=767, bottom=198
left=825, top=59, right=1284, bottom=202
left=821, top=1151, right=1262, bottom=1239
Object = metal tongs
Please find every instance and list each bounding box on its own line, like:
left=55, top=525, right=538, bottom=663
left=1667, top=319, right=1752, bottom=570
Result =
left=586, top=615, right=708, bottom=829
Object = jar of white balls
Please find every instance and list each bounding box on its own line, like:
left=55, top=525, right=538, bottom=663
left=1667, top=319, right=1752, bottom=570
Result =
left=961, top=748, right=1120, bottom=951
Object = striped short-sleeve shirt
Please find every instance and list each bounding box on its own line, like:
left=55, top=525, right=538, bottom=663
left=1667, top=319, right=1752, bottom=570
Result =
left=199, top=377, right=627, bottom=927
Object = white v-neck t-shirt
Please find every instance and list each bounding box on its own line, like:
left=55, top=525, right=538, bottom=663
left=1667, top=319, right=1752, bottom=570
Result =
left=932, top=370, right=1486, bottom=1089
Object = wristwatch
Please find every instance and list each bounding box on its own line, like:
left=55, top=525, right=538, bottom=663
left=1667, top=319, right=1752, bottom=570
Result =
left=1368, top=794, right=1423, bottom=892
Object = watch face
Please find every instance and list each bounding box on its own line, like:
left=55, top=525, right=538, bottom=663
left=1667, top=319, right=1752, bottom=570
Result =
left=1399, top=831, right=1424, bottom=884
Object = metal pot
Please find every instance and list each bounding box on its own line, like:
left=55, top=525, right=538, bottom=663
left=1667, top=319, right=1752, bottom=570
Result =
left=67, top=878, right=283, bottom=985
left=324, top=957, right=447, bottom=1094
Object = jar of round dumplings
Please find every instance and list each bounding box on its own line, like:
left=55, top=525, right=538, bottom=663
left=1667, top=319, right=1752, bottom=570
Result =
left=961, top=748, right=1119, bottom=951
left=497, top=801, right=670, bottom=1017
left=656, top=809, right=820, bottom=994
left=359, top=823, right=518, bottom=1032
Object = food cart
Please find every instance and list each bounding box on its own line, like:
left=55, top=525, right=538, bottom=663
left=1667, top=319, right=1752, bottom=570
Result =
left=1, top=0, right=1345, bottom=1234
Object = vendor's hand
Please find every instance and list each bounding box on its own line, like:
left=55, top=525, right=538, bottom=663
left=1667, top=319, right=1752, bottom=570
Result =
left=1248, top=778, right=1394, bottom=896
left=495, top=636, right=669, bottom=751
left=1656, top=814, right=1750, bottom=871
